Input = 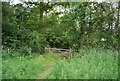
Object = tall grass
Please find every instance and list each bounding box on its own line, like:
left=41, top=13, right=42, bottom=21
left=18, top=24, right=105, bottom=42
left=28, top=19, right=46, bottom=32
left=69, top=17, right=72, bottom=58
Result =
left=2, top=52, right=61, bottom=79
left=46, top=50, right=118, bottom=79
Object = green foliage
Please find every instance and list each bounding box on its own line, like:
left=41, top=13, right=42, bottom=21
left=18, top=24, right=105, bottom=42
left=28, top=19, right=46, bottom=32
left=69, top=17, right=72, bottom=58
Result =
left=2, top=2, right=119, bottom=52
left=18, top=46, right=32, bottom=55
left=2, top=48, right=19, bottom=58
left=2, top=1, right=119, bottom=80
left=29, top=31, right=47, bottom=53
left=3, top=57, right=44, bottom=79
left=2, top=53, right=61, bottom=79
left=46, top=50, right=118, bottom=79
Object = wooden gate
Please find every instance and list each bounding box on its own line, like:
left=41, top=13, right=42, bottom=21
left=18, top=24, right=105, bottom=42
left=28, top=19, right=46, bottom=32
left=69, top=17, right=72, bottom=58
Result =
left=45, top=47, right=72, bottom=57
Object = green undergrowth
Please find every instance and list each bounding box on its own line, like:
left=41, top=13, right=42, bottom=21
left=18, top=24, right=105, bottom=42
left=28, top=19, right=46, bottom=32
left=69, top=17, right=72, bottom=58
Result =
left=46, top=50, right=118, bottom=79
left=2, top=52, right=61, bottom=79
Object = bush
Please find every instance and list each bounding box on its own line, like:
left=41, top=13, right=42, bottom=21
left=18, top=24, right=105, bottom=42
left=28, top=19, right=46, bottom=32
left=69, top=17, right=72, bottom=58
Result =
left=18, top=46, right=32, bottom=55
left=2, top=49, right=19, bottom=58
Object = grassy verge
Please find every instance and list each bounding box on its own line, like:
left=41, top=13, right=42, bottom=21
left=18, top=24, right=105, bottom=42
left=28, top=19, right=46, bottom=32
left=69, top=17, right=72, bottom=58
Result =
left=2, top=53, right=61, bottom=79
left=46, top=50, right=118, bottom=79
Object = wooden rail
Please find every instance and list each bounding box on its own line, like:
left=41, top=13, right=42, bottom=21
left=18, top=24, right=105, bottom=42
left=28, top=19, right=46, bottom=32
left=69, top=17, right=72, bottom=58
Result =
left=45, top=47, right=72, bottom=57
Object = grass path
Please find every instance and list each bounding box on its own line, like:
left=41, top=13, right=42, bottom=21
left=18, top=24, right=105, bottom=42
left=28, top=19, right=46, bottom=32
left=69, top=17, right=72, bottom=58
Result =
left=37, top=60, right=65, bottom=79
left=40, top=67, right=54, bottom=79
left=39, top=59, right=68, bottom=79
left=36, top=62, right=56, bottom=79
left=35, top=54, right=65, bottom=79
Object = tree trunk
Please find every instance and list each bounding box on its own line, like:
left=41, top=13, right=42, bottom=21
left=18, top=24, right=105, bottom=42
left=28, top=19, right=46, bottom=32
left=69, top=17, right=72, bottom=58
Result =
left=89, top=2, right=92, bottom=34
left=117, top=1, right=120, bottom=50
left=39, top=2, right=44, bottom=20
left=116, top=2, right=120, bottom=31
left=79, top=7, right=86, bottom=48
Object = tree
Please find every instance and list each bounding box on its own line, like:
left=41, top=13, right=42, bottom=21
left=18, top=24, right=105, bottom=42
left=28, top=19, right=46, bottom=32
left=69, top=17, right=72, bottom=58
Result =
left=2, top=1, right=119, bottom=55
